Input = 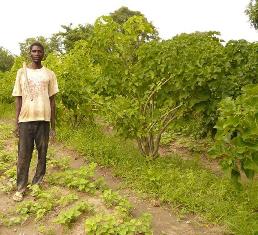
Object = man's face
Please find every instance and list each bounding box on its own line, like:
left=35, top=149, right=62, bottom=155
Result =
left=30, top=45, right=44, bottom=63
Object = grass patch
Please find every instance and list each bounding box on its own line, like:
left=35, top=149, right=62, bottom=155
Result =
left=58, top=122, right=258, bottom=235
left=0, top=103, right=14, bottom=119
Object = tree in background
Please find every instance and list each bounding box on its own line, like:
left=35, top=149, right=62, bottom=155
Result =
left=110, top=6, right=145, bottom=24
left=51, top=23, right=94, bottom=53
left=51, top=6, right=152, bottom=53
left=246, top=0, right=258, bottom=29
left=0, top=47, right=14, bottom=72
left=110, top=6, right=158, bottom=41
left=224, top=40, right=258, bottom=98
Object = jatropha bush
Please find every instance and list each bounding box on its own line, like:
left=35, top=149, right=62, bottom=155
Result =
left=210, top=84, right=258, bottom=183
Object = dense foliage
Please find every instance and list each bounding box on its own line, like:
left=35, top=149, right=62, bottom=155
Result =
left=0, top=47, right=14, bottom=72
left=0, top=56, right=23, bottom=103
left=246, top=0, right=258, bottom=29
left=52, top=23, right=94, bottom=53
left=210, top=84, right=258, bottom=184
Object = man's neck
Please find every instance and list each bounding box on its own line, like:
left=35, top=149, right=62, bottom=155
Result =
left=28, top=62, right=43, bottom=69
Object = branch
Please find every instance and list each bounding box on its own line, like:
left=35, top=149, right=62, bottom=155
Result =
left=147, top=104, right=182, bottom=133
left=152, top=114, right=178, bottom=158
left=161, top=104, right=182, bottom=124
left=137, top=138, right=145, bottom=156
left=143, top=76, right=173, bottom=114
left=85, top=97, right=126, bottom=119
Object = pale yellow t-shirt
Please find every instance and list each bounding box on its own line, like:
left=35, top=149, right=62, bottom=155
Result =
left=12, top=66, right=59, bottom=123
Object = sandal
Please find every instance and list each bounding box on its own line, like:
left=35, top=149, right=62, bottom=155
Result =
left=13, top=191, right=24, bottom=202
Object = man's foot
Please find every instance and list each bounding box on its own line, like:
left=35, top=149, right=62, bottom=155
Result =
left=12, top=191, right=24, bottom=202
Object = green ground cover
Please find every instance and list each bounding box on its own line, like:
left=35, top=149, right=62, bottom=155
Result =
left=58, top=122, right=258, bottom=235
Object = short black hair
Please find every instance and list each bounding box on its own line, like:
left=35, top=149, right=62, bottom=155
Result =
left=29, top=42, right=44, bottom=52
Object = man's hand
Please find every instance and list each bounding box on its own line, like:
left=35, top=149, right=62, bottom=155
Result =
left=13, top=124, right=19, bottom=138
left=49, top=129, right=56, bottom=142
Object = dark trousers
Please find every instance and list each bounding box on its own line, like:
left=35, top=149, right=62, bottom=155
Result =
left=17, top=121, right=50, bottom=192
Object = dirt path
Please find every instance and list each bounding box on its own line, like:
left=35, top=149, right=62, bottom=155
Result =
left=0, top=120, right=225, bottom=235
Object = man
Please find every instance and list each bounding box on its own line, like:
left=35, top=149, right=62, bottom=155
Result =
left=12, top=42, right=59, bottom=201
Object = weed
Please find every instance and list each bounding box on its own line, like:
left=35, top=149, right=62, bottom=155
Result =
left=85, top=212, right=152, bottom=235
left=13, top=185, right=62, bottom=222
left=47, top=155, right=71, bottom=170
left=38, top=225, right=56, bottom=235
left=101, top=189, right=132, bottom=214
left=57, top=193, right=79, bottom=207
left=47, top=164, right=102, bottom=193
left=54, top=201, right=94, bottom=227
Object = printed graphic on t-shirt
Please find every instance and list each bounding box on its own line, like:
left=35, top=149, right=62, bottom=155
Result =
left=28, top=76, right=47, bottom=100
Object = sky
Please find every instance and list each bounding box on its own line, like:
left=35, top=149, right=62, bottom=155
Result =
left=1, top=0, right=258, bottom=55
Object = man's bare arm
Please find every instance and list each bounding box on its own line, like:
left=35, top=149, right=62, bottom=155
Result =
left=50, top=95, right=56, bottom=135
left=15, top=96, right=22, bottom=136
